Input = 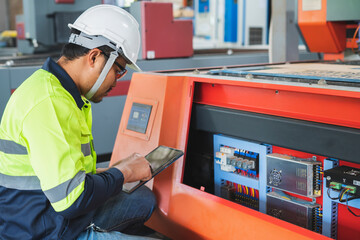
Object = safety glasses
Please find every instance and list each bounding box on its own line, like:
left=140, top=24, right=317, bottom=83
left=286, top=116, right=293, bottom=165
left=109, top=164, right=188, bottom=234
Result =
left=101, top=51, right=127, bottom=80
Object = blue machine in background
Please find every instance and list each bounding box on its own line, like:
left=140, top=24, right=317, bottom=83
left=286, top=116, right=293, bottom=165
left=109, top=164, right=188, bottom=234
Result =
left=224, top=0, right=238, bottom=43
left=194, top=0, right=269, bottom=48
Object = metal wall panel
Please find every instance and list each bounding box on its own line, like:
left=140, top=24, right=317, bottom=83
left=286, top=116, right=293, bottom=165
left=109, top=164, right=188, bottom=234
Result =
left=327, top=0, right=360, bottom=21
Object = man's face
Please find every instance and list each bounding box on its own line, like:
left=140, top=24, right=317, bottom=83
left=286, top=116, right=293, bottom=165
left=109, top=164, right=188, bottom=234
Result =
left=90, top=54, right=127, bottom=103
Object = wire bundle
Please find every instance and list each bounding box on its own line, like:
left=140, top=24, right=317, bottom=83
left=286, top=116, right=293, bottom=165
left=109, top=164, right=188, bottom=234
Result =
left=223, top=181, right=259, bottom=210
left=327, top=187, right=360, bottom=217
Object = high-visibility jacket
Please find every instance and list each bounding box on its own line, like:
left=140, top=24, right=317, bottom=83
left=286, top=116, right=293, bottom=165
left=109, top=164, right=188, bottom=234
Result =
left=0, top=58, right=124, bottom=239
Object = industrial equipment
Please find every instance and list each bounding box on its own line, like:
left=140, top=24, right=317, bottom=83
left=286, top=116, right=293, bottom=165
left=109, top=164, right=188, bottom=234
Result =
left=267, top=190, right=322, bottom=232
left=110, top=61, right=360, bottom=240
left=324, top=165, right=360, bottom=197
left=193, top=0, right=268, bottom=49
left=267, top=153, right=322, bottom=197
left=296, top=0, right=360, bottom=59
left=130, top=2, right=193, bottom=60
left=15, top=0, right=101, bottom=54
left=213, top=134, right=270, bottom=213
left=13, top=0, right=193, bottom=57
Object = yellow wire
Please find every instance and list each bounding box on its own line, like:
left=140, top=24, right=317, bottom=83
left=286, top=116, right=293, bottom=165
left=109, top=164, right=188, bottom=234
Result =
left=341, top=189, right=350, bottom=201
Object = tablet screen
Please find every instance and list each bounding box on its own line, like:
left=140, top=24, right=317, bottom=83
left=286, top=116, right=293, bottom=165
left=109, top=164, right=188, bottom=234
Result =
left=122, top=146, right=184, bottom=193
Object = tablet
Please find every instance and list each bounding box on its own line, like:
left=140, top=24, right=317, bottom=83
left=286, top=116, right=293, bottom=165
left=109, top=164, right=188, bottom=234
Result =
left=122, top=145, right=184, bottom=193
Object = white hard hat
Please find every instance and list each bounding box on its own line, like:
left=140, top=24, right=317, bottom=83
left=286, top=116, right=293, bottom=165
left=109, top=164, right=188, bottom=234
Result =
left=67, top=4, right=142, bottom=99
left=68, top=4, right=141, bottom=72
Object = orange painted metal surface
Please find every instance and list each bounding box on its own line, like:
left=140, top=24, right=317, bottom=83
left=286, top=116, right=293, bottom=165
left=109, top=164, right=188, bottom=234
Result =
left=192, top=79, right=360, bottom=129
left=323, top=52, right=345, bottom=61
left=297, top=0, right=346, bottom=53
left=111, top=70, right=360, bottom=239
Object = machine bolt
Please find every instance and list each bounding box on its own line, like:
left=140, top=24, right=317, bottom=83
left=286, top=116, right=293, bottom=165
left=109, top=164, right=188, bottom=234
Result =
left=193, top=69, right=200, bottom=74
left=246, top=74, right=253, bottom=80
left=317, top=79, right=327, bottom=85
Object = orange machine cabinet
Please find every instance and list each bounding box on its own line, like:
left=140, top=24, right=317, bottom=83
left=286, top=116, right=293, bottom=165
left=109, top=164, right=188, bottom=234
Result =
left=110, top=63, right=360, bottom=240
left=297, top=0, right=346, bottom=53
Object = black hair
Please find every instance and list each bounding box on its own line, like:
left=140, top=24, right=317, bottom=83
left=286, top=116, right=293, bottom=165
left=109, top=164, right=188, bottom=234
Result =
left=61, top=29, right=115, bottom=61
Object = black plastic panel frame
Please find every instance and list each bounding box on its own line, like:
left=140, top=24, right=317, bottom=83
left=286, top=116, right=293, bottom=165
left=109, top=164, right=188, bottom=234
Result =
left=192, top=104, right=360, bottom=163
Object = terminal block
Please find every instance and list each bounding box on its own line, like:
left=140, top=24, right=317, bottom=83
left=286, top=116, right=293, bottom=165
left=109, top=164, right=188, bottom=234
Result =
left=325, top=165, right=360, bottom=197
left=215, top=144, right=259, bottom=176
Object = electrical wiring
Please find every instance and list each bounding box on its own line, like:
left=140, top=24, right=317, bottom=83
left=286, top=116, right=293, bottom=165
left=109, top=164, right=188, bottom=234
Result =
left=327, top=187, right=343, bottom=200
left=327, top=187, right=360, bottom=217
left=340, top=189, right=349, bottom=202
left=345, top=192, right=360, bottom=217
left=338, top=188, right=356, bottom=203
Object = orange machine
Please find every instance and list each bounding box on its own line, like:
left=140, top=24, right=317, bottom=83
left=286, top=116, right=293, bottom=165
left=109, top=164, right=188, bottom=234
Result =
left=297, top=0, right=359, bottom=60
left=110, top=63, right=360, bottom=239
left=297, top=0, right=346, bottom=54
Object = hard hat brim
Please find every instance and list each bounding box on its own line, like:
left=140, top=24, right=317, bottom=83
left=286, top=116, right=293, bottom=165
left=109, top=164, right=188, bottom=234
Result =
left=128, top=62, right=142, bottom=72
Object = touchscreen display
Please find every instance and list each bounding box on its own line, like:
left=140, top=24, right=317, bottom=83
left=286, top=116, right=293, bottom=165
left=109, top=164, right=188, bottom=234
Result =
left=122, top=146, right=184, bottom=193
left=126, top=102, right=152, bottom=134
left=146, top=146, right=183, bottom=174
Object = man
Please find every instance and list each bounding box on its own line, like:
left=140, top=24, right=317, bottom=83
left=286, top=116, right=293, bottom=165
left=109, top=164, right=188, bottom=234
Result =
left=0, top=5, right=157, bottom=240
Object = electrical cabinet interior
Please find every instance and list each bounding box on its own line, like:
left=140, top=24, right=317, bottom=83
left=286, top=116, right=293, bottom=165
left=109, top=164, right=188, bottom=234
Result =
left=112, top=62, right=360, bottom=240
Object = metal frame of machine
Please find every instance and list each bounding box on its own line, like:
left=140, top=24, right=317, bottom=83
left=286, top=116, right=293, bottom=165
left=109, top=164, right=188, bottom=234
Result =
left=110, top=61, right=360, bottom=240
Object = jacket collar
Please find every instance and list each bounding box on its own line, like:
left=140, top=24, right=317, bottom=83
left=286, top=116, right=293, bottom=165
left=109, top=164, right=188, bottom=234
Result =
left=42, top=57, right=84, bottom=109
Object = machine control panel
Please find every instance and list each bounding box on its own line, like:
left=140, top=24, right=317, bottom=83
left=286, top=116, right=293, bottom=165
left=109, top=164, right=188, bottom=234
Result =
left=126, top=102, right=152, bottom=134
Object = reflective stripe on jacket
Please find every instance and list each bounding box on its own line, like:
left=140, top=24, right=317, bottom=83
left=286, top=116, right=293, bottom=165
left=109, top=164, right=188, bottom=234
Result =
left=0, top=68, right=96, bottom=211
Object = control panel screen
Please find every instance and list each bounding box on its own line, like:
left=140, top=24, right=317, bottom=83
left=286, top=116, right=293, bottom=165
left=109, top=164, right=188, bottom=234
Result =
left=126, top=102, right=152, bottom=134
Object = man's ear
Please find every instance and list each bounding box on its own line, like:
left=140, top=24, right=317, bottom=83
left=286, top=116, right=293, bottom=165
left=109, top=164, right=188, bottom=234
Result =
left=87, top=49, right=102, bottom=68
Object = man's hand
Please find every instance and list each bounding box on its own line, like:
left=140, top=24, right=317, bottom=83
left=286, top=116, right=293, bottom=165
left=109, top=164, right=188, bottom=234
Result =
left=96, top=168, right=108, bottom=174
left=111, top=153, right=152, bottom=184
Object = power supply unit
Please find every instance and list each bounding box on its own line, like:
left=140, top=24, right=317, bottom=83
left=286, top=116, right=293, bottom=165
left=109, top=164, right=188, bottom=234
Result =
left=267, top=191, right=322, bottom=232
left=267, top=153, right=322, bottom=197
